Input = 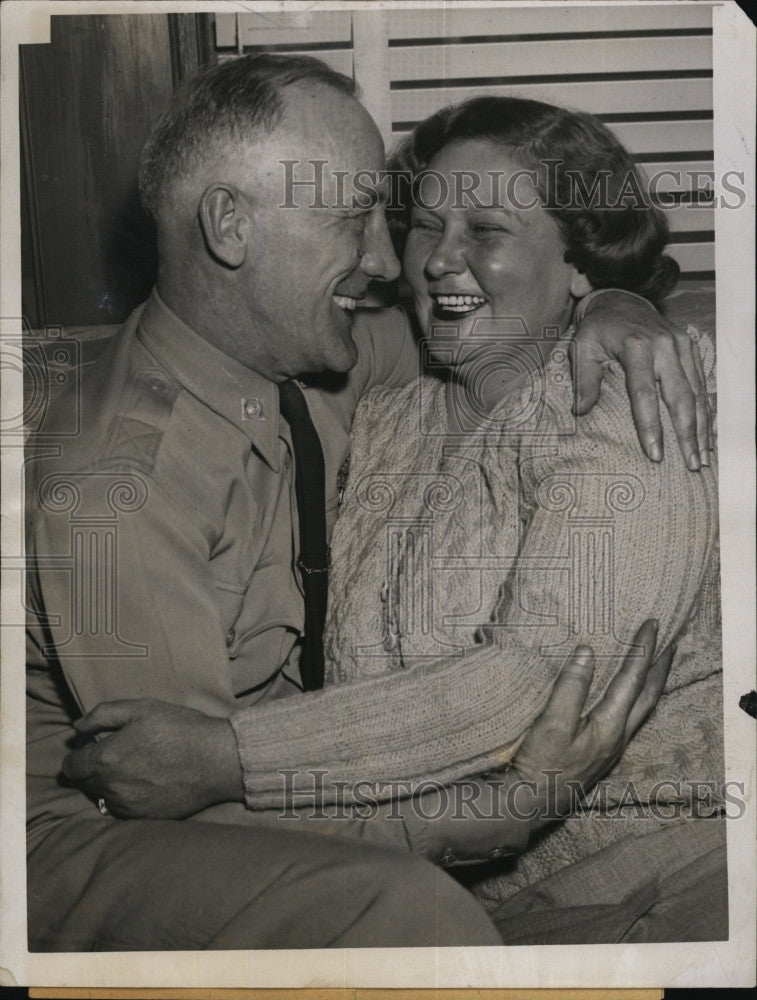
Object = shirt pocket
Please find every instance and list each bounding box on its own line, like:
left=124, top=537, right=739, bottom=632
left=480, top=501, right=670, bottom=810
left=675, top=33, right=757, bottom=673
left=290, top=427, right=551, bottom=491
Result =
left=217, top=562, right=303, bottom=660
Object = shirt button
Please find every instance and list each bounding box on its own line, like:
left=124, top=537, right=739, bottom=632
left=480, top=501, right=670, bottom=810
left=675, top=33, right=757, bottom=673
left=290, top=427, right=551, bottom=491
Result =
left=148, top=376, right=165, bottom=393
left=225, top=628, right=235, bottom=647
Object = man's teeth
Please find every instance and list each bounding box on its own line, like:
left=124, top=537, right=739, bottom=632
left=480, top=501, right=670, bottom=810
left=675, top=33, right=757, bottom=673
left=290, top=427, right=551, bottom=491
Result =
left=434, top=294, right=486, bottom=313
left=333, top=295, right=358, bottom=311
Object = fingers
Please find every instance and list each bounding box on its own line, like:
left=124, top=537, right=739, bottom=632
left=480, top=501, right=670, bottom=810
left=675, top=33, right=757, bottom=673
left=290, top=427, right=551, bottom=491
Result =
left=570, top=335, right=604, bottom=416
left=691, top=340, right=712, bottom=458
left=624, top=642, right=676, bottom=740
left=673, top=329, right=710, bottom=466
left=622, top=352, right=664, bottom=462
left=74, top=700, right=142, bottom=736
left=591, top=620, right=659, bottom=733
left=61, top=741, right=99, bottom=783
left=655, top=334, right=700, bottom=471
left=537, top=645, right=596, bottom=737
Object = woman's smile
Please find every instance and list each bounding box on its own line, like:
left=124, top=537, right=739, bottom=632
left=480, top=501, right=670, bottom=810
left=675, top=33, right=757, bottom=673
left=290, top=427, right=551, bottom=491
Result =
left=430, top=292, right=488, bottom=318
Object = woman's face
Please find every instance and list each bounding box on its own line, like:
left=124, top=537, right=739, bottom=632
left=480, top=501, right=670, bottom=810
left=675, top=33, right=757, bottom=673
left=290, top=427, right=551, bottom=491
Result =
left=403, top=139, right=589, bottom=369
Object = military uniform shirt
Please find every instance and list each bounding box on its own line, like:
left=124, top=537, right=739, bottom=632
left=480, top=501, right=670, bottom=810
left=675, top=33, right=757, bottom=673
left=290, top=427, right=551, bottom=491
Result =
left=25, top=289, right=417, bottom=843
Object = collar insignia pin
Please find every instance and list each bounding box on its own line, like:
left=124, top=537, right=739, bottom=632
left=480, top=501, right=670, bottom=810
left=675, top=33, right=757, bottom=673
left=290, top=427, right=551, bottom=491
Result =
left=241, top=397, right=265, bottom=420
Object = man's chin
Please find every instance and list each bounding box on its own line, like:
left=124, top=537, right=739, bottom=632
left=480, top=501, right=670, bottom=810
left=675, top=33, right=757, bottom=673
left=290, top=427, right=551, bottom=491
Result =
left=329, top=314, right=360, bottom=371
left=332, top=335, right=359, bottom=373
left=305, top=329, right=359, bottom=377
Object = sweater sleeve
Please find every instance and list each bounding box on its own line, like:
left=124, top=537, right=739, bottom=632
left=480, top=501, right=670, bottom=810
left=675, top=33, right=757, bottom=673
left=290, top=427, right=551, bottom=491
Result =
left=348, top=305, right=419, bottom=396
left=230, top=365, right=718, bottom=809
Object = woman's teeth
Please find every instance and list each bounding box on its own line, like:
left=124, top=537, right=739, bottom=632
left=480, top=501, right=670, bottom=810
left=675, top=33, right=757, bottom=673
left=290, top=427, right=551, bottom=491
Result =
left=433, top=294, right=486, bottom=314
left=333, top=295, right=359, bottom=311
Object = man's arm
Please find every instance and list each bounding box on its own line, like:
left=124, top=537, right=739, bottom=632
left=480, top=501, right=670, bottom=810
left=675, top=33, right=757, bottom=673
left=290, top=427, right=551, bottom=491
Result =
left=30, top=468, right=246, bottom=815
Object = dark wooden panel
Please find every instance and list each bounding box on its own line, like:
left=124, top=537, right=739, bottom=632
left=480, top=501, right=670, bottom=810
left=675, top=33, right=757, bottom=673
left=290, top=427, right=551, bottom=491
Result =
left=20, top=14, right=176, bottom=327
left=168, top=12, right=217, bottom=87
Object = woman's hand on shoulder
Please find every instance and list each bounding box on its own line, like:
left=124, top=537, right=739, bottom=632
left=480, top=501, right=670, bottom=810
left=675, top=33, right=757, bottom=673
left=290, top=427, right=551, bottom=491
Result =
left=572, top=289, right=711, bottom=471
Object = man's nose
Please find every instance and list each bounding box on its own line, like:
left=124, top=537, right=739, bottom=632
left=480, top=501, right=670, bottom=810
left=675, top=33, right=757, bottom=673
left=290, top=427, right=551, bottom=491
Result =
left=425, top=230, right=466, bottom=279
left=360, top=214, right=401, bottom=282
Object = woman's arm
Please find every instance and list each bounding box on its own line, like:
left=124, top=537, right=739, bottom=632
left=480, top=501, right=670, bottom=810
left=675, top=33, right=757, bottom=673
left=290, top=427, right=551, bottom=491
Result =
left=221, top=364, right=716, bottom=809
left=68, top=362, right=717, bottom=818
left=67, top=360, right=717, bottom=819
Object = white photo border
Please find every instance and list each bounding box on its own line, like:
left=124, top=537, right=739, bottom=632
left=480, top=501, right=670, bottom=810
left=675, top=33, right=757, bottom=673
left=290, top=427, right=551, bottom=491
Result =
left=1, top=0, right=754, bottom=989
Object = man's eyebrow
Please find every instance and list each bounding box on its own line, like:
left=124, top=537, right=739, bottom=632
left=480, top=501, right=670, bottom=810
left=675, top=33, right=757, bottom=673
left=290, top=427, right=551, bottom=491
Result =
left=349, top=191, right=386, bottom=210
left=351, top=176, right=391, bottom=207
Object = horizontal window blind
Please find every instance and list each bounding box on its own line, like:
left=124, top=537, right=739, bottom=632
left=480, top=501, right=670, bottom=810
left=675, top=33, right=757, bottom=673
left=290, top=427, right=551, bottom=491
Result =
left=215, top=11, right=354, bottom=76
left=215, top=4, right=715, bottom=278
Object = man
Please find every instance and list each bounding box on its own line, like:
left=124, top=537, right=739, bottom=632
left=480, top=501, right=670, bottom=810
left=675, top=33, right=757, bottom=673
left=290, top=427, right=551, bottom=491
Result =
left=27, top=54, right=704, bottom=950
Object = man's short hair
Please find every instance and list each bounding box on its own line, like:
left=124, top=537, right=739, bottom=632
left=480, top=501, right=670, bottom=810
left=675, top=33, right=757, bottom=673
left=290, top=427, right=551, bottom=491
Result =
left=139, top=53, right=357, bottom=222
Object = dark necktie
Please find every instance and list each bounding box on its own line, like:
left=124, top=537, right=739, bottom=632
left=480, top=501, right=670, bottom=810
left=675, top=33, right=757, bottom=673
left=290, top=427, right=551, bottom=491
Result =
left=278, top=379, right=329, bottom=691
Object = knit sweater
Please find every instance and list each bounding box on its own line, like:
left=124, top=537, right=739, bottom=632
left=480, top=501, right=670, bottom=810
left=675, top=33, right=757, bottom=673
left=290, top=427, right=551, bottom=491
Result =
left=232, top=336, right=722, bottom=809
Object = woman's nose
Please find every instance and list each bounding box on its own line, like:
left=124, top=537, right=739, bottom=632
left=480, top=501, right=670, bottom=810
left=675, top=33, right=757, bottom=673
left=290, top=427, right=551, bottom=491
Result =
left=424, top=231, right=466, bottom=279
left=360, top=213, right=401, bottom=282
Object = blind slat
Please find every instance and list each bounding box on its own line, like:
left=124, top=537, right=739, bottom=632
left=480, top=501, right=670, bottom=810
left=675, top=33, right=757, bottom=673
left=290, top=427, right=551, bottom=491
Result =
left=391, top=79, right=713, bottom=122
left=387, top=6, right=713, bottom=40
left=666, top=207, right=714, bottom=234
left=667, top=242, right=714, bottom=273
left=392, top=119, right=713, bottom=158
left=607, top=120, right=713, bottom=155
left=636, top=160, right=713, bottom=191
left=390, top=36, right=712, bottom=82
left=235, top=11, right=352, bottom=47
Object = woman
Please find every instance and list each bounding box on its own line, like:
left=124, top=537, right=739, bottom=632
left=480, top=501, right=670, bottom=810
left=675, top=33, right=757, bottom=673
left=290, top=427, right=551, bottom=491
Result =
left=230, top=97, right=725, bottom=938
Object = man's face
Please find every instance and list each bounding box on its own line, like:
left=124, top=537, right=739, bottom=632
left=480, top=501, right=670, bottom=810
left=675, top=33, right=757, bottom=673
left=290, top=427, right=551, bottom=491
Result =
left=230, top=83, right=400, bottom=379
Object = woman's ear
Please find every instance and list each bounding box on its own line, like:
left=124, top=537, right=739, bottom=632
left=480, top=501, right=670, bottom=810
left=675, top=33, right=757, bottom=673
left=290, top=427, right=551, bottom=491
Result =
left=198, top=184, right=250, bottom=268
left=569, top=268, right=594, bottom=299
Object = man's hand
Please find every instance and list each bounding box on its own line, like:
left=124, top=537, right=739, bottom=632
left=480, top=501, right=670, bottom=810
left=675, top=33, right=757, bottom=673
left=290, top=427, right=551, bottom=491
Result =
left=61, top=700, right=245, bottom=819
left=573, top=290, right=711, bottom=470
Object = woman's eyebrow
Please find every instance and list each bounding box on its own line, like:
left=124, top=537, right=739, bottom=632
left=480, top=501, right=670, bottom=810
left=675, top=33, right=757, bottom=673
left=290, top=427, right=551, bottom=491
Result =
left=465, top=205, right=527, bottom=228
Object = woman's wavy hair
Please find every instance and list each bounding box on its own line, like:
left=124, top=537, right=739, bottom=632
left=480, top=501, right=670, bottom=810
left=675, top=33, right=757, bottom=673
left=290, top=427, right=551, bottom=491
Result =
left=388, top=96, right=679, bottom=306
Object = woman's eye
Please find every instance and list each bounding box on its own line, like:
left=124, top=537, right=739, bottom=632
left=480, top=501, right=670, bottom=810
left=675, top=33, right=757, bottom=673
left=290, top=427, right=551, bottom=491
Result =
left=472, top=223, right=505, bottom=235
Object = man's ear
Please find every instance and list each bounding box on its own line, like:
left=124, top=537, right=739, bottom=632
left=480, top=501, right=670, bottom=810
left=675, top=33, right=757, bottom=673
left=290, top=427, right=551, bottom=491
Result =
left=198, top=184, right=250, bottom=268
left=570, top=268, right=594, bottom=299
